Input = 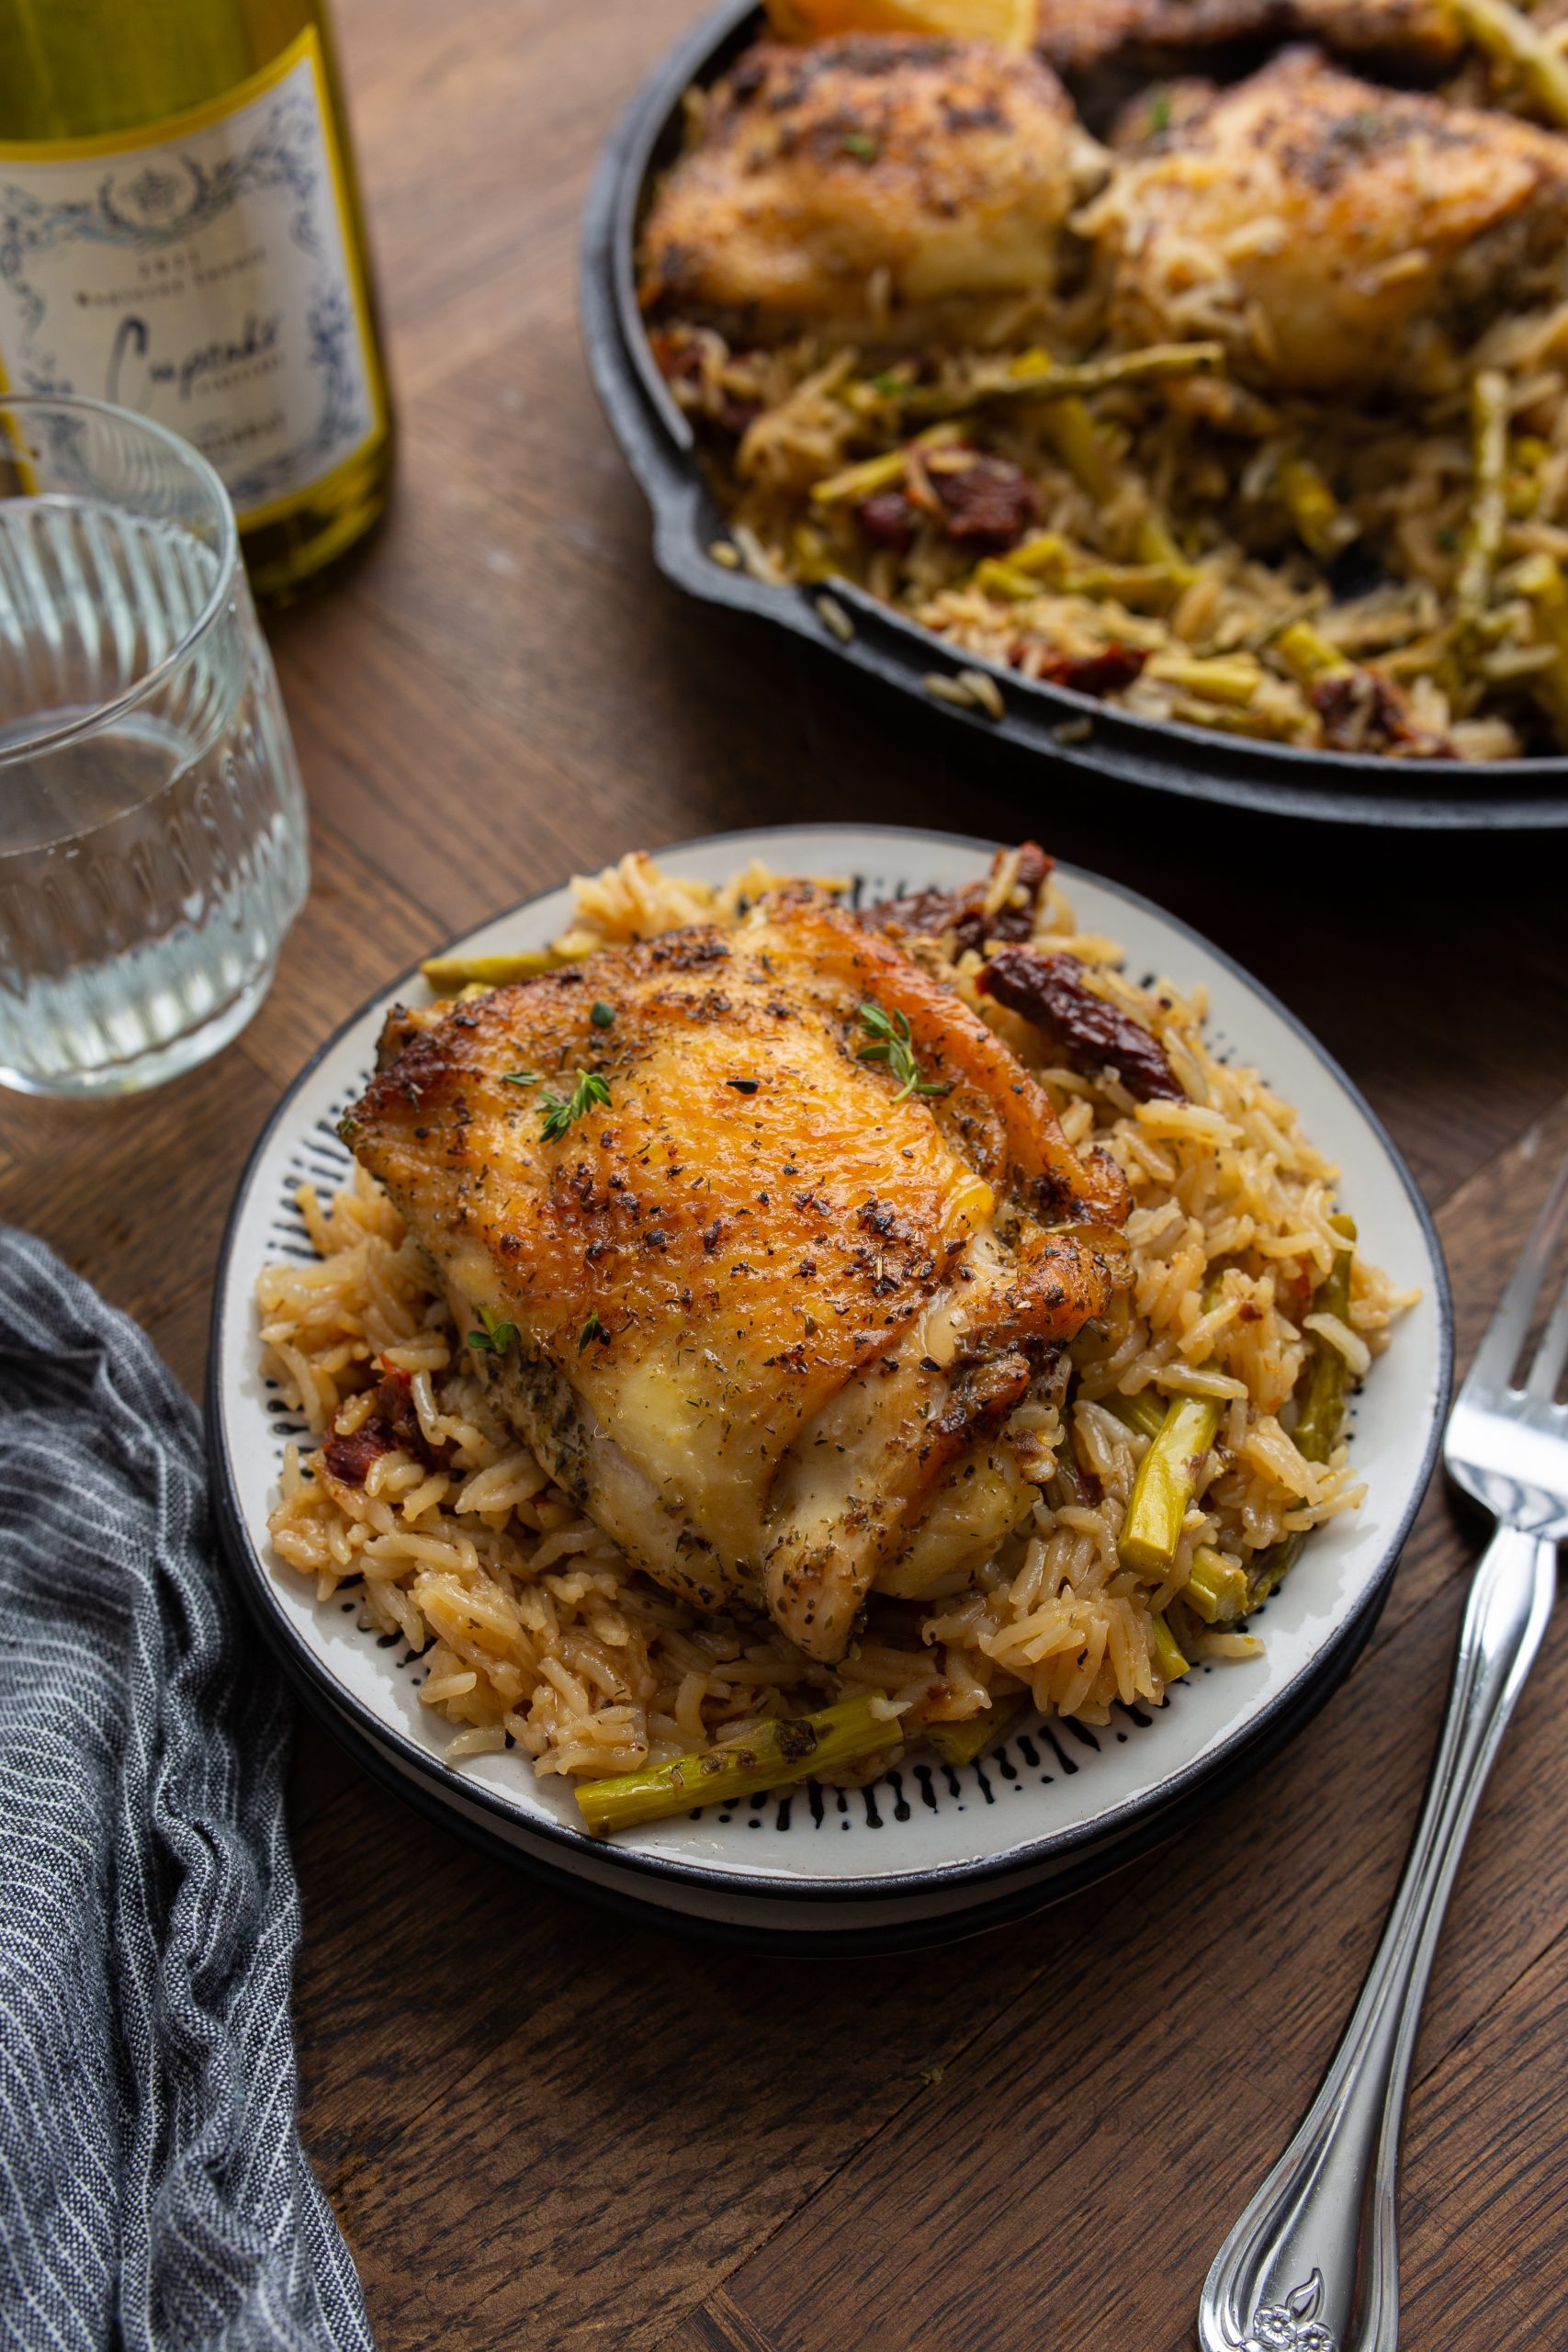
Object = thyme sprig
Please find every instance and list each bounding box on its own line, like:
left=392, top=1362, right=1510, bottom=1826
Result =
left=855, top=1001, right=949, bottom=1103
left=539, top=1068, right=611, bottom=1141
left=468, top=1306, right=517, bottom=1354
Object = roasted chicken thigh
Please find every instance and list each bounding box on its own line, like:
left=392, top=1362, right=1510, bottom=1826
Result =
left=637, top=33, right=1106, bottom=330
left=343, top=893, right=1128, bottom=1663
left=1090, top=46, right=1568, bottom=395
left=1033, top=0, right=1461, bottom=82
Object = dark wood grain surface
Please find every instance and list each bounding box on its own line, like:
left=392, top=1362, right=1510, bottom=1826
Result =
left=5, top=5, right=1566, bottom=2346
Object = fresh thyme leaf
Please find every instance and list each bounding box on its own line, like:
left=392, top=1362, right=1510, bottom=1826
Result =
left=580, top=1309, right=608, bottom=1350
left=539, top=1068, right=612, bottom=1141
left=855, top=1001, right=950, bottom=1103
left=1148, top=88, right=1171, bottom=132
left=468, top=1306, right=517, bottom=1354
left=590, top=1001, right=615, bottom=1029
left=870, top=370, right=902, bottom=396
left=840, top=130, right=879, bottom=164
left=502, top=1070, right=539, bottom=1088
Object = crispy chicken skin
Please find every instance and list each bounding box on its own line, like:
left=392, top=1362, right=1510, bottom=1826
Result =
left=1034, top=0, right=1459, bottom=81
left=637, top=34, right=1106, bottom=329
left=1093, top=47, right=1568, bottom=395
left=342, top=893, right=1128, bottom=1663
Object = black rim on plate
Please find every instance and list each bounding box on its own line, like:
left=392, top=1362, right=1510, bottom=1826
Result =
left=579, top=0, right=1568, bottom=831
left=209, top=824, right=1455, bottom=1920
left=266, top=1601, right=1397, bottom=1954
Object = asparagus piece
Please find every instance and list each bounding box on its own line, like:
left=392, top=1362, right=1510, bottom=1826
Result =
left=897, top=341, right=1224, bottom=424
left=974, top=557, right=1052, bottom=603
left=1148, top=652, right=1262, bottom=707
left=1134, top=511, right=1190, bottom=571
left=1451, top=0, right=1568, bottom=128
left=1247, top=1215, right=1358, bottom=1605
left=1039, top=395, right=1121, bottom=505
left=807, top=421, right=972, bottom=507
left=1276, top=455, right=1354, bottom=559
left=975, top=552, right=1189, bottom=609
left=1184, top=1544, right=1249, bottom=1624
left=1274, top=619, right=1353, bottom=683
left=1102, top=1389, right=1169, bottom=1442
left=1036, top=397, right=1194, bottom=582
left=573, top=1695, right=901, bottom=1835
left=1150, top=1611, right=1190, bottom=1684
left=1456, top=371, right=1509, bottom=619
left=1066, top=560, right=1192, bottom=606
left=1512, top=549, right=1568, bottom=741
left=924, top=1691, right=1025, bottom=1767
left=1292, top=1214, right=1359, bottom=1464
left=1119, top=1394, right=1224, bottom=1577
left=1248, top=1532, right=1303, bottom=1610
left=422, top=946, right=570, bottom=991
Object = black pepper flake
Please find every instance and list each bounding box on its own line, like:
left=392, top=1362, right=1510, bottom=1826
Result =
left=728, top=1078, right=760, bottom=1094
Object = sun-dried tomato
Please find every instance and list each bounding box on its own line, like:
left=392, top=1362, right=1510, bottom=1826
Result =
left=978, top=948, right=1185, bottom=1104
left=1036, top=643, right=1148, bottom=697
left=929, top=452, right=1038, bottom=551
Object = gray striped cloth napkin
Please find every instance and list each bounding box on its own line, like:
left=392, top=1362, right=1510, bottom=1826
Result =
left=0, top=1227, right=373, bottom=2352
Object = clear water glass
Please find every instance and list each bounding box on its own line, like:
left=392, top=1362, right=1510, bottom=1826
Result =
left=0, top=394, right=308, bottom=1096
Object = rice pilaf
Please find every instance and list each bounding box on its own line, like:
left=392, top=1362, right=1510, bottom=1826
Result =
left=258, top=852, right=1415, bottom=1802
left=642, top=23, right=1568, bottom=763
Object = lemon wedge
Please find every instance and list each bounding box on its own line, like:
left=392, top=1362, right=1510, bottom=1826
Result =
left=766, top=0, right=1036, bottom=51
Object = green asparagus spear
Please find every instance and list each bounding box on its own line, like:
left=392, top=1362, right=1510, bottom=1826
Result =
left=1148, top=652, right=1263, bottom=707
left=1119, top=1394, right=1224, bottom=1577
left=1457, top=371, right=1509, bottom=620
left=924, top=1692, right=1026, bottom=1767
left=1247, top=1215, right=1358, bottom=1603
left=1277, top=455, right=1354, bottom=558
left=1450, top=0, right=1568, bottom=128
left=422, top=946, right=571, bottom=990
left=1274, top=619, right=1353, bottom=684
left=1149, top=1611, right=1190, bottom=1683
left=896, top=342, right=1224, bottom=424
left=573, top=1696, right=901, bottom=1835
left=1292, top=1214, right=1359, bottom=1464
left=1184, top=1544, right=1249, bottom=1625
left=1101, top=1389, right=1170, bottom=1442
left=807, top=422, right=969, bottom=507
left=1512, top=550, right=1568, bottom=741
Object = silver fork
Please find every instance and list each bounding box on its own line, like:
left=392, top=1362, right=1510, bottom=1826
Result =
left=1199, top=1153, right=1566, bottom=2352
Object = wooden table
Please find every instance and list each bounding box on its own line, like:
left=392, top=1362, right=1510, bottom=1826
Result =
left=6, top=5, right=1566, bottom=2345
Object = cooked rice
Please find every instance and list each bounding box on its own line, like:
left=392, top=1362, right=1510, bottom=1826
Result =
left=649, top=293, right=1568, bottom=763
left=259, top=852, right=1416, bottom=1789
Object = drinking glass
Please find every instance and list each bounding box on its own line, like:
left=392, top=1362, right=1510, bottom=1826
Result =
left=0, top=394, right=309, bottom=1096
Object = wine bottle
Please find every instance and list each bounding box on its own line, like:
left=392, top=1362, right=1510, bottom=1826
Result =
left=0, top=0, right=393, bottom=599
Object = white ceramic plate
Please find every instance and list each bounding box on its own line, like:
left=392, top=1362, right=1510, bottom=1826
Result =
left=209, top=825, right=1451, bottom=1943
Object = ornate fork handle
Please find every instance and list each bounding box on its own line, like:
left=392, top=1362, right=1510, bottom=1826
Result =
left=1200, top=1522, right=1559, bottom=2352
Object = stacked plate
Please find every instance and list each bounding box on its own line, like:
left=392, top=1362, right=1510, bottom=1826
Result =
left=209, top=826, right=1450, bottom=1951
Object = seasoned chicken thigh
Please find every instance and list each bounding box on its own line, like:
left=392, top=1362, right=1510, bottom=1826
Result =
left=1033, top=0, right=1459, bottom=81
left=343, top=893, right=1128, bottom=1663
left=1091, top=46, right=1568, bottom=394
left=637, top=34, right=1106, bottom=330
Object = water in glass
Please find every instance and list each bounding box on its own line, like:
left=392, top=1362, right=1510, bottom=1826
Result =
left=0, top=401, right=308, bottom=1097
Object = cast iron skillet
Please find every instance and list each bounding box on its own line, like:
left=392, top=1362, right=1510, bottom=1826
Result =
left=580, top=0, right=1568, bottom=830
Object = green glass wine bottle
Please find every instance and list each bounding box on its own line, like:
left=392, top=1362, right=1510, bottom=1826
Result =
left=0, top=0, right=394, bottom=598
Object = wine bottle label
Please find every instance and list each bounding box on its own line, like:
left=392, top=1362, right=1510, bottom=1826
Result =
left=0, top=27, right=386, bottom=527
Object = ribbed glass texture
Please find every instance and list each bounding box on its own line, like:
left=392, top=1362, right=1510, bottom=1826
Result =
left=0, top=397, right=307, bottom=1095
